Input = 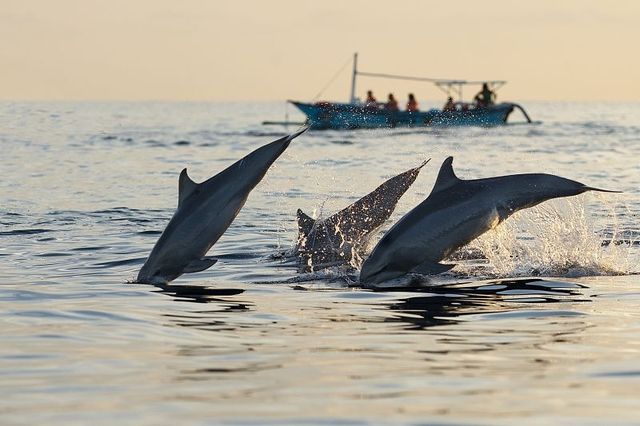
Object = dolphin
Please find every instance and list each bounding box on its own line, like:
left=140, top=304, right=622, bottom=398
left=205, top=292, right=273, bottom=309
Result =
left=296, top=160, right=428, bottom=272
left=136, top=128, right=307, bottom=284
left=359, top=156, right=620, bottom=286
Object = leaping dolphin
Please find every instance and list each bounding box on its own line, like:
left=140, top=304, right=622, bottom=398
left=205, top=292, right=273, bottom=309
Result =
left=359, top=156, right=620, bottom=286
left=296, top=161, right=429, bottom=271
left=295, top=160, right=428, bottom=272
left=136, top=128, right=307, bottom=284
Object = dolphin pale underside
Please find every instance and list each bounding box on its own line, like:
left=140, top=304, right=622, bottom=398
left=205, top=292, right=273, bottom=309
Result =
left=359, top=156, right=620, bottom=286
left=136, top=128, right=307, bottom=284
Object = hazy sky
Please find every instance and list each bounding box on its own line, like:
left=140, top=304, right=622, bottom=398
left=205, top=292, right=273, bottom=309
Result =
left=2, top=0, right=639, bottom=101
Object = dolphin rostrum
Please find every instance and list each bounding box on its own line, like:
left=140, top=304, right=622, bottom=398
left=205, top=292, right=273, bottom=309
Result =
left=136, top=128, right=307, bottom=284
left=296, top=160, right=428, bottom=272
left=359, top=156, right=620, bottom=286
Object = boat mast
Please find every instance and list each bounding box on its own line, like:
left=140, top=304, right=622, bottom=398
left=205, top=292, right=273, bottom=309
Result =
left=349, top=52, right=358, bottom=104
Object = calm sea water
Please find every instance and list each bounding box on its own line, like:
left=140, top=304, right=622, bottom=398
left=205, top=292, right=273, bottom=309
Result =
left=1, top=101, right=639, bottom=425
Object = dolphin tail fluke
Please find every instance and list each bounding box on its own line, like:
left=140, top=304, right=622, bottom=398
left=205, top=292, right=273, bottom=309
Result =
left=410, top=260, right=456, bottom=275
left=582, top=186, right=622, bottom=194
left=296, top=209, right=315, bottom=238
left=183, top=257, right=218, bottom=273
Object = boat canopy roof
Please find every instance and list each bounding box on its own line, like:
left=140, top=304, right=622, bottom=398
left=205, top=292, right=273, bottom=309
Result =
left=358, top=71, right=506, bottom=87
left=357, top=70, right=506, bottom=100
left=311, top=53, right=507, bottom=104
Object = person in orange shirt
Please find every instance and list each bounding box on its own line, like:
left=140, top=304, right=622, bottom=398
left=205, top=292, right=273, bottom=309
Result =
left=406, top=93, right=419, bottom=112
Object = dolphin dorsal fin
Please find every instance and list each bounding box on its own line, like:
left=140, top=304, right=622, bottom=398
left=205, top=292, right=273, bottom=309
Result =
left=178, top=168, right=199, bottom=207
left=432, top=157, right=462, bottom=193
left=296, top=209, right=315, bottom=237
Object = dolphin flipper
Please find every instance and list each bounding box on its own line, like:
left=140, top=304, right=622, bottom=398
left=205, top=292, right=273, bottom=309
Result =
left=410, top=260, right=455, bottom=275
left=183, top=257, right=218, bottom=273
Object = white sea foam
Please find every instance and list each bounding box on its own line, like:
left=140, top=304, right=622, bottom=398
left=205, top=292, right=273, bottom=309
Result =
left=462, top=195, right=637, bottom=278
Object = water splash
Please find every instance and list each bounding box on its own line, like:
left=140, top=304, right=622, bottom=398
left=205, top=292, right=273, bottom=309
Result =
left=462, top=196, right=637, bottom=278
left=295, top=201, right=375, bottom=273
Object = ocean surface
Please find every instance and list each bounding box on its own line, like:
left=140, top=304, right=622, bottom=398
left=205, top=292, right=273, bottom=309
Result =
left=1, top=101, right=639, bottom=425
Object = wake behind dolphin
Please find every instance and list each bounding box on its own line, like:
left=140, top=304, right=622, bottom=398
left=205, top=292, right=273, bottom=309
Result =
left=136, top=128, right=307, bottom=284
left=296, top=160, right=428, bottom=272
left=359, top=156, right=620, bottom=287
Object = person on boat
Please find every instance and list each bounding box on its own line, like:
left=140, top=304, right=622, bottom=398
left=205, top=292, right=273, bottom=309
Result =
left=406, top=93, right=419, bottom=112
left=365, top=90, right=378, bottom=109
left=443, top=96, right=456, bottom=112
left=474, top=82, right=496, bottom=107
left=385, top=93, right=399, bottom=111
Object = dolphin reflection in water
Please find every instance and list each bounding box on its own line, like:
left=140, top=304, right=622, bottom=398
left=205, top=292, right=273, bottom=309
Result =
left=359, top=156, right=620, bottom=287
left=136, top=128, right=307, bottom=284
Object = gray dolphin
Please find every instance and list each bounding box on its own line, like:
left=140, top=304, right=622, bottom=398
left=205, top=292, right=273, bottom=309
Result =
left=295, top=160, right=428, bottom=272
left=136, top=128, right=307, bottom=284
left=360, top=156, right=619, bottom=286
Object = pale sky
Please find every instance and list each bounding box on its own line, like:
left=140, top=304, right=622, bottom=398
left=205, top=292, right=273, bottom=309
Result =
left=2, top=0, right=639, bottom=101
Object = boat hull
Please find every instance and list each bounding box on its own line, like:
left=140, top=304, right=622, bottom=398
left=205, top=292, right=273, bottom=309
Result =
left=290, top=101, right=515, bottom=130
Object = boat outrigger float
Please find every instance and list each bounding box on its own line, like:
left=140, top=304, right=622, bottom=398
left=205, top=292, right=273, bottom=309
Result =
left=285, top=53, right=534, bottom=130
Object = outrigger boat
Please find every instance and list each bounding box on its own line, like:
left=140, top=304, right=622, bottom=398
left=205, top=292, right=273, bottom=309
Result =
left=285, top=53, right=533, bottom=130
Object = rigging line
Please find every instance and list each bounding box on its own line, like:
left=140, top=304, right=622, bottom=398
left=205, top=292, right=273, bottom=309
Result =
left=311, top=55, right=354, bottom=102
